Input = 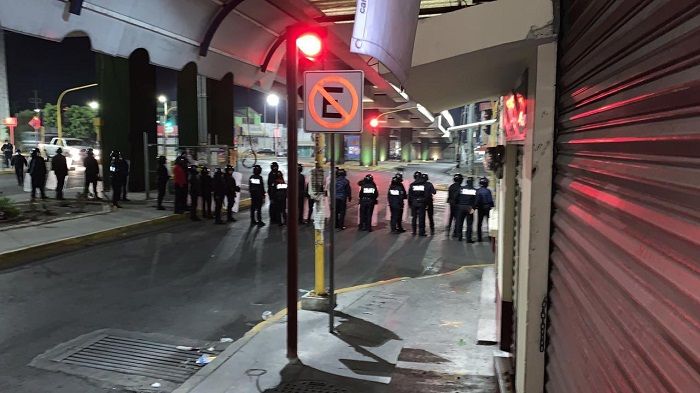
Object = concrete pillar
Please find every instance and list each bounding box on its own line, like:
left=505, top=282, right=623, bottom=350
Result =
left=177, top=63, right=199, bottom=147
left=197, top=74, right=208, bottom=145
left=0, top=30, right=9, bottom=141
left=128, top=49, right=156, bottom=192
left=514, top=42, right=557, bottom=393
left=96, top=53, right=130, bottom=190
left=377, top=129, right=390, bottom=162
left=324, top=134, right=345, bottom=164
left=400, top=129, right=412, bottom=162
left=360, top=130, right=373, bottom=166
left=420, top=139, right=430, bottom=161
left=206, top=73, right=234, bottom=146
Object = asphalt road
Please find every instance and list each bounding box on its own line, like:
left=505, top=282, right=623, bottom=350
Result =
left=0, top=162, right=492, bottom=393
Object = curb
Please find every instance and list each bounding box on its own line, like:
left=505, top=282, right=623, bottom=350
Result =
left=0, top=197, right=252, bottom=271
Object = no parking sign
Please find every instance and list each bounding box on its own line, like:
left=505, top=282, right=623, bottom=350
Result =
left=304, top=70, right=364, bottom=133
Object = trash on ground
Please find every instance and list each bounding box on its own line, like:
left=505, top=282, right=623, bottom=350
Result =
left=196, top=354, right=216, bottom=365
left=150, top=382, right=162, bottom=388
left=220, top=337, right=234, bottom=343
left=262, top=311, right=273, bottom=320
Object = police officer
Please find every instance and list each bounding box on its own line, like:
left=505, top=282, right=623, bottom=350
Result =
left=109, top=150, right=124, bottom=208
left=212, top=167, right=225, bottom=224
left=268, top=162, right=280, bottom=224
left=224, top=164, right=239, bottom=223
left=249, top=164, right=266, bottom=226
left=335, top=168, right=351, bottom=230
left=446, top=174, right=463, bottom=233
left=408, top=171, right=428, bottom=236
left=173, top=156, right=188, bottom=214
left=297, top=164, right=306, bottom=224
left=83, top=148, right=100, bottom=199
left=387, top=175, right=407, bottom=233
left=453, top=176, right=478, bottom=242
left=188, top=165, right=201, bottom=221
left=358, top=174, right=379, bottom=232
left=119, top=156, right=130, bottom=202
left=273, top=171, right=288, bottom=226
left=11, top=149, right=27, bottom=186
left=422, top=173, right=437, bottom=235
left=156, top=156, right=169, bottom=210
left=476, top=177, right=495, bottom=242
left=200, top=166, right=213, bottom=218
left=51, top=147, right=69, bottom=200
left=28, top=148, right=47, bottom=200
left=1, top=139, right=13, bottom=168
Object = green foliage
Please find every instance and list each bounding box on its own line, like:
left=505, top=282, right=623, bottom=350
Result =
left=63, top=105, right=96, bottom=140
left=0, top=197, right=21, bottom=220
left=15, top=110, right=36, bottom=134
left=42, top=103, right=58, bottom=129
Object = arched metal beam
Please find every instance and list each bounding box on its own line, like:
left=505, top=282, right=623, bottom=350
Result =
left=260, top=31, right=289, bottom=73
left=199, top=0, right=246, bottom=57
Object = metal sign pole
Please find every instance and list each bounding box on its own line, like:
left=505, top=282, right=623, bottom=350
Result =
left=329, top=135, right=336, bottom=333
left=143, top=132, right=150, bottom=200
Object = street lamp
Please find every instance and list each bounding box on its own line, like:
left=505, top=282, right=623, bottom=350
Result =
left=87, top=101, right=99, bottom=110
left=266, top=94, right=280, bottom=155
left=56, top=83, right=98, bottom=138
left=157, top=95, right=168, bottom=124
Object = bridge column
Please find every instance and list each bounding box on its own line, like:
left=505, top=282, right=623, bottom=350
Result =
left=400, top=129, right=412, bottom=162
left=177, top=63, right=199, bottom=147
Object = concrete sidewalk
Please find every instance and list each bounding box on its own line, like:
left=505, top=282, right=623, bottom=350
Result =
left=175, top=266, right=498, bottom=393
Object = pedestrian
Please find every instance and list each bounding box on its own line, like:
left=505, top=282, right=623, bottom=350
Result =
left=268, top=161, right=280, bottom=224
left=108, top=150, right=124, bottom=208
left=119, top=157, right=130, bottom=202
left=422, top=173, right=437, bottom=235
left=453, top=176, right=477, bottom=242
left=188, top=165, right=201, bottom=221
left=476, top=177, right=494, bottom=242
left=51, top=147, right=69, bottom=200
left=334, top=168, right=351, bottom=230
left=212, top=167, right=225, bottom=224
left=83, top=148, right=100, bottom=199
left=408, top=171, right=428, bottom=236
left=297, top=163, right=306, bottom=224
left=28, top=148, right=47, bottom=200
left=224, top=164, right=239, bottom=223
left=200, top=166, right=213, bottom=219
left=388, top=175, right=407, bottom=233
left=249, top=164, right=266, bottom=226
left=358, top=174, right=379, bottom=232
left=273, top=171, right=288, bottom=226
left=305, top=180, right=314, bottom=224
left=11, top=149, right=27, bottom=186
left=1, top=139, right=13, bottom=169
left=173, top=156, right=187, bottom=214
left=446, top=174, right=463, bottom=233
left=156, top=155, right=169, bottom=210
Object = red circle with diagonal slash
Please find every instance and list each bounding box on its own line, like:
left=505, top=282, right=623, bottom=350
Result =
left=308, top=76, right=359, bottom=129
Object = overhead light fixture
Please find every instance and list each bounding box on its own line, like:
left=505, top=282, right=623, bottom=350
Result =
left=447, top=119, right=497, bottom=131
left=420, top=131, right=428, bottom=135
left=399, top=120, right=410, bottom=123
left=416, top=103, right=434, bottom=123
left=440, top=110, right=455, bottom=127
left=362, top=96, right=375, bottom=103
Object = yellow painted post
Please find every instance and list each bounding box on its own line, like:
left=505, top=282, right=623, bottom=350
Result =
left=313, top=133, right=326, bottom=296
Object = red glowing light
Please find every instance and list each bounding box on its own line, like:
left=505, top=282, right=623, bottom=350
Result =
left=369, top=117, right=379, bottom=128
left=503, top=92, right=527, bottom=141
left=296, top=33, right=322, bottom=58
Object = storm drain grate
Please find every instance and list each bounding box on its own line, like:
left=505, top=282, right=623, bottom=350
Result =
left=265, top=380, right=349, bottom=393
left=60, top=335, right=202, bottom=382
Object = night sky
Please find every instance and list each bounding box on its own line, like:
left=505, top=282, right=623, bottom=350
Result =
left=3, top=29, right=279, bottom=119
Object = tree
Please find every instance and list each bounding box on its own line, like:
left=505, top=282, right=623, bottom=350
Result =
left=42, top=103, right=58, bottom=129
left=63, top=105, right=95, bottom=140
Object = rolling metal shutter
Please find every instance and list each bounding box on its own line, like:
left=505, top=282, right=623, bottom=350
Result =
left=512, top=146, right=523, bottom=361
left=548, top=1, right=700, bottom=392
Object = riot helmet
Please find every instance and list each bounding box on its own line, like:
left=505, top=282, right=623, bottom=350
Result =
left=453, top=173, right=463, bottom=183
left=271, top=161, right=279, bottom=170
left=15, top=149, right=21, bottom=154
left=188, top=164, right=198, bottom=174
left=225, top=164, right=234, bottom=173
left=56, top=147, right=63, bottom=154
left=479, top=177, right=489, bottom=187
left=422, top=173, right=429, bottom=181
left=201, top=166, right=210, bottom=175
left=466, top=176, right=475, bottom=187
left=31, top=148, right=39, bottom=157
left=87, top=148, right=94, bottom=156
left=253, top=164, right=262, bottom=175
left=413, top=171, right=422, bottom=180
left=298, top=163, right=303, bottom=173
left=110, top=150, right=120, bottom=159
left=364, top=174, right=374, bottom=182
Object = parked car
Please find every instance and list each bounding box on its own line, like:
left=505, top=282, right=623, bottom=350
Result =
left=40, top=138, right=99, bottom=162
left=256, top=148, right=275, bottom=155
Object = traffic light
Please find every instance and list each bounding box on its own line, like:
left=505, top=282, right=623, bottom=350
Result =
left=369, top=117, right=379, bottom=129
left=296, top=32, right=323, bottom=60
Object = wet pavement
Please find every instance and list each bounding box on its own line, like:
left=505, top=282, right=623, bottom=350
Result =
left=0, top=162, right=491, bottom=392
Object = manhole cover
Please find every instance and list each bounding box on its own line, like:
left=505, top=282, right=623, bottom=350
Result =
left=265, top=380, right=349, bottom=393
left=59, top=335, right=202, bottom=382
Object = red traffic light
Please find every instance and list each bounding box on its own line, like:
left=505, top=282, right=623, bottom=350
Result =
left=369, top=117, right=379, bottom=128
left=296, top=32, right=322, bottom=59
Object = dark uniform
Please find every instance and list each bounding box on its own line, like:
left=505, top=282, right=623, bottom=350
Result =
left=83, top=149, right=100, bottom=198
left=1, top=141, right=13, bottom=168
left=358, top=174, right=379, bottom=232
left=422, top=173, right=437, bottom=235
left=11, top=150, right=28, bottom=186
left=188, top=165, right=201, bottom=221
left=249, top=165, right=266, bottom=226
left=224, top=165, right=239, bottom=222
left=387, top=176, right=407, bottom=233
left=119, top=159, right=130, bottom=201
left=297, top=164, right=306, bottom=224
left=267, top=162, right=280, bottom=224
left=453, top=177, right=477, bottom=242
left=446, top=174, right=463, bottom=233
left=334, top=168, right=351, bottom=230
left=213, top=168, right=225, bottom=224
left=51, top=148, right=69, bottom=200
left=156, top=156, right=169, bottom=210
left=476, top=177, right=494, bottom=242
left=108, top=151, right=124, bottom=207
left=408, top=171, right=428, bottom=236
left=273, top=171, right=288, bottom=225
left=200, top=167, right=213, bottom=218
left=28, top=148, right=47, bottom=199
